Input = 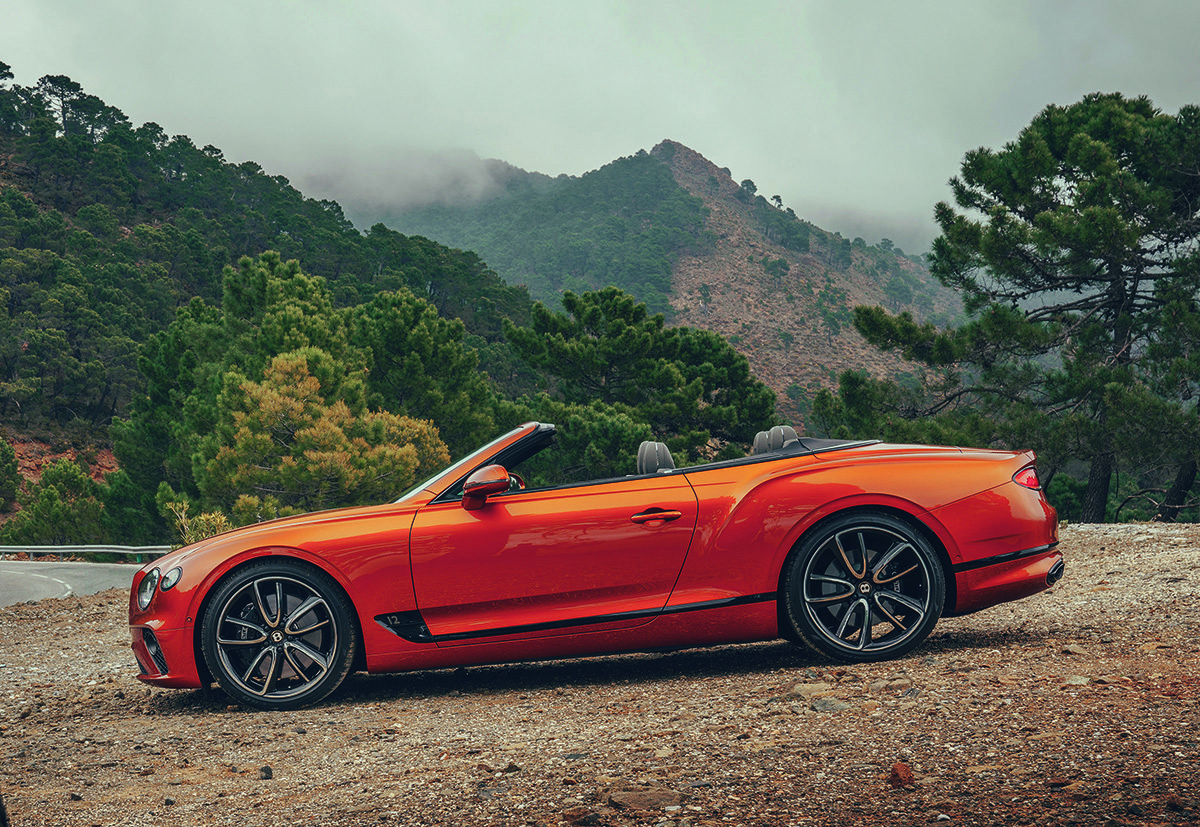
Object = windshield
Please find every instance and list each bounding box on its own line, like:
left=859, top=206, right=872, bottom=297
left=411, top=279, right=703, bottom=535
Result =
left=392, top=424, right=530, bottom=503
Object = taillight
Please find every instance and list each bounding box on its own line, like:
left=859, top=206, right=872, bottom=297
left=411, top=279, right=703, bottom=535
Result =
left=1013, top=466, right=1041, bottom=490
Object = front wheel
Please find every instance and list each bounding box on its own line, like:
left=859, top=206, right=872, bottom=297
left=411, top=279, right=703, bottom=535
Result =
left=783, top=512, right=944, bottom=662
left=201, top=560, right=358, bottom=710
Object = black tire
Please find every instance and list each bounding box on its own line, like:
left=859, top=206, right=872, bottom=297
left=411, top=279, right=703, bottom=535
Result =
left=201, top=560, right=358, bottom=710
left=782, top=512, right=944, bottom=662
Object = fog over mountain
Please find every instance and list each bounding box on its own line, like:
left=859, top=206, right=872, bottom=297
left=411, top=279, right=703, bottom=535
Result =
left=6, top=1, right=1200, bottom=253
left=302, top=150, right=543, bottom=222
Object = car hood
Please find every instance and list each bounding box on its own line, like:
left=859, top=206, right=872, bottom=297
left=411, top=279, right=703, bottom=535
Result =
left=144, top=502, right=411, bottom=573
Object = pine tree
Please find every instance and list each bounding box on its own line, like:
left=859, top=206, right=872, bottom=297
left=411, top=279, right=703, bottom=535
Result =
left=834, top=93, right=1200, bottom=522
left=504, top=287, right=776, bottom=460
left=195, top=350, right=450, bottom=522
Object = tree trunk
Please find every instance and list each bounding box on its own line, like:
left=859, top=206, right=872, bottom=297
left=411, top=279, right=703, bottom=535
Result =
left=1153, top=459, right=1197, bottom=523
left=1080, top=451, right=1114, bottom=522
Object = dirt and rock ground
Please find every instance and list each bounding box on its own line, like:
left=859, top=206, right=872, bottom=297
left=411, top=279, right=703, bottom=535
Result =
left=1, top=523, right=1197, bottom=827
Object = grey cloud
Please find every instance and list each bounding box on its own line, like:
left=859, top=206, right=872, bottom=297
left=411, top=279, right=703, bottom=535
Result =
left=4, top=0, right=1200, bottom=253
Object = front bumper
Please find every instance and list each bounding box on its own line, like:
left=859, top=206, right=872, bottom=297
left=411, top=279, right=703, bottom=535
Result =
left=129, top=565, right=206, bottom=689
left=130, top=623, right=205, bottom=688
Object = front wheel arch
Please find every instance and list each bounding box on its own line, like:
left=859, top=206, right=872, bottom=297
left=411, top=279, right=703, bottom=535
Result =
left=196, top=555, right=365, bottom=708
left=193, top=553, right=369, bottom=685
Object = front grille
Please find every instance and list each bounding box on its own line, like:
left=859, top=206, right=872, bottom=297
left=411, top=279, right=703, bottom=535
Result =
left=142, top=628, right=169, bottom=675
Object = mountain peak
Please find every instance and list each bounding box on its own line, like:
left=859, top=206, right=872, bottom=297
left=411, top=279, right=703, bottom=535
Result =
left=649, top=140, right=958, bottom=420
left=367, top=140, right=959, bottom=422
left=651, top=140, right=735, bottom=186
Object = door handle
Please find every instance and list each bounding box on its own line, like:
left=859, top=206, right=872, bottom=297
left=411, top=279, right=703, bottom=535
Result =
left=630, top=508, right=683, bottom=524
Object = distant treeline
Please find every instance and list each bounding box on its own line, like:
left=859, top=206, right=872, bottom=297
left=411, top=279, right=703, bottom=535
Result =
left=0, top=61, right=777, bottom=545
left=385, top=150, right=711, bottom=314
left=0, top=62, right=533, bottom=431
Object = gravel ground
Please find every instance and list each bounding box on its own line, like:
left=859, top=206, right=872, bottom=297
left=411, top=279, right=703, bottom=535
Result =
left=1, top=524, right=1197, bottom=827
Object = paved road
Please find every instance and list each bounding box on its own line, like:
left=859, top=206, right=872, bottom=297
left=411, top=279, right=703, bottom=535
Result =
left=0, top=561, right=138, bottom=608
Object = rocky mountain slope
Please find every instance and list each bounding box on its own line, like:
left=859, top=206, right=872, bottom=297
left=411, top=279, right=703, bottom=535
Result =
left=375, top=140, right=960, bottom=425
left=654, top=140, right=958, bottom=422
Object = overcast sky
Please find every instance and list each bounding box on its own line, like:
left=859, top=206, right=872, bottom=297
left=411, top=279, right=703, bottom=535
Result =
left=5, top=1, right=1200, bottom=253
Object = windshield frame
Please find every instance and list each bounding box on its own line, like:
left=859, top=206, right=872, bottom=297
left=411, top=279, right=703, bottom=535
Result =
left=392, top=423, right=538, bottom=503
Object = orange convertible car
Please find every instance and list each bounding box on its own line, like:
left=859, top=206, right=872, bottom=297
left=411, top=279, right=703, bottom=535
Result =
left=130, top=422, right=1061, bottom=710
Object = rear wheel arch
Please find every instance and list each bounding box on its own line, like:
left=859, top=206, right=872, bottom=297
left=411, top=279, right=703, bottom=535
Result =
left=777, top=505, right=956, bottom=617
left=776, top=506, right=954, bottom=659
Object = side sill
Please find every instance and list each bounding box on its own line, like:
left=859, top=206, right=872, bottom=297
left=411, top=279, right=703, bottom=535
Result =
left=376, top=593, right=778, bottom=645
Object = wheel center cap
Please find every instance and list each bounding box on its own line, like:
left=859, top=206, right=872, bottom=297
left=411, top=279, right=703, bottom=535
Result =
left=858, top=582, right=872, bottom=595
left=270, top=630, right=285, bottom=643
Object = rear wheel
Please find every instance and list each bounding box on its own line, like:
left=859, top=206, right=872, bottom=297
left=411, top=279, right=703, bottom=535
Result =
left=783, top=512, right=944, bottom=662
left=201, top=560, right=358, bottom=710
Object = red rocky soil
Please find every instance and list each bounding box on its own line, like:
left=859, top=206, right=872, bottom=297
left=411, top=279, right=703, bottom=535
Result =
left=1, top=523, right=1197, bottom=826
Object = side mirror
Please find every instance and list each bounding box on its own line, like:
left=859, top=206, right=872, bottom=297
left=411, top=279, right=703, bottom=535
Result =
left=462, top=465, right=511, bottom=511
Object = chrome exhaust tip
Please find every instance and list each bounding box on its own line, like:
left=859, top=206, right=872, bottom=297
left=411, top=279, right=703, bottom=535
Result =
left=1047, top=558, right=1065, bottom=586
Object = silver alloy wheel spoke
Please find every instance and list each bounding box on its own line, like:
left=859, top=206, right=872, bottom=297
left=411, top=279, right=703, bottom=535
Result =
left=287, top=639, right=331, bottom=671
left=217, top=616, right=267, bottom=645
left=834, top=597, right=871, bottom=646
left=803, top=524, right=932, bottom=654
left=282, top=645, right=313, bottom=679
left=872, top=596, right=908, bottom=630
left=285, top=596, right=330, bottom=635
left=241, top=646, right=273, bottom=689
left=215, top=575, right=339, bottom=701
left=835, top=531, right=868, bottom=579
left=806, top=574, right=856, bottom=604
left=878, top=589, right=926, bottom=616
left=251, top=580, right=281, bottom=629
left=259, top=649, right=283, bottom=696
left=870, top=541, right=917, bottom=584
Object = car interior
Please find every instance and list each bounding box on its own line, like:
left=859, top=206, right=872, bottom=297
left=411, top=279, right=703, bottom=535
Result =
left=437, top=424, right=875, bottom=504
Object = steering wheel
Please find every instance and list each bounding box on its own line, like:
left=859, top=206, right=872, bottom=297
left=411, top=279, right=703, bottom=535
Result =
left=508, top=472, right=526, bottom=491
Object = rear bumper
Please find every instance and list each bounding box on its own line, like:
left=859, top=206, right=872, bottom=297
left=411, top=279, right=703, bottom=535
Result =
left=949, top=544, right=1062, bottom=616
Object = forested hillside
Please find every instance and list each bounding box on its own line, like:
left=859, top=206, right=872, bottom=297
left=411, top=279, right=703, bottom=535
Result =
left=0, top=61, right=776, bottom=543
left=0, top=62, right=532, bottom=436
left=377, top=150, right=712, bottom=314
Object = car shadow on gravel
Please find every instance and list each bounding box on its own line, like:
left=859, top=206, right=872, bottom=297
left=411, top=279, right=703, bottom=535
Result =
left=922, top=625, right=1053, bottom=656
left=141, top=626, right=1055, bottom=714
left=140, top=640, right=820, bottom=714
left=337, top=641, right=816, bottom=705
left=342, top=623, right=1052, bottom=703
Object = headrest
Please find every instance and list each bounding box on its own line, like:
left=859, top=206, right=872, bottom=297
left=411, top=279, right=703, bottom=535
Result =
left=636, top=441, right=676, bottom=475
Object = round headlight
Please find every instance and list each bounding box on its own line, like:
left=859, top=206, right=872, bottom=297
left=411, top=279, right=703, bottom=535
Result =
left=137, top=568, right=161, bottom=611
left=160, top=567, right=183, bottom=591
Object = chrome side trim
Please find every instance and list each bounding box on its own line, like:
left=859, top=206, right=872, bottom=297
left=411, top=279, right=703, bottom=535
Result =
left=952, top=542, right=1060, bottom=573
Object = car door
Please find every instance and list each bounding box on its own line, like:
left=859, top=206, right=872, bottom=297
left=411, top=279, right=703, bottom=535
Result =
left=409, top=475, right=698, bottom=646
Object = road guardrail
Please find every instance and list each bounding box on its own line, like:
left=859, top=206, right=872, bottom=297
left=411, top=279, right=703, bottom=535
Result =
left=0, top=545, right=170, bottom=563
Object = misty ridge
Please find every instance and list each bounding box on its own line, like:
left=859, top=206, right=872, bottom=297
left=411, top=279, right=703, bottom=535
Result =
left=300, top=148, right=555, bottom=222
left=296, top=146, right=933, bottom=258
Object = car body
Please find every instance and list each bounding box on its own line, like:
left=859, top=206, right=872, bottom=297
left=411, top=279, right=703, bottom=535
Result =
left=129, top=422, right=1061, bottom=709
